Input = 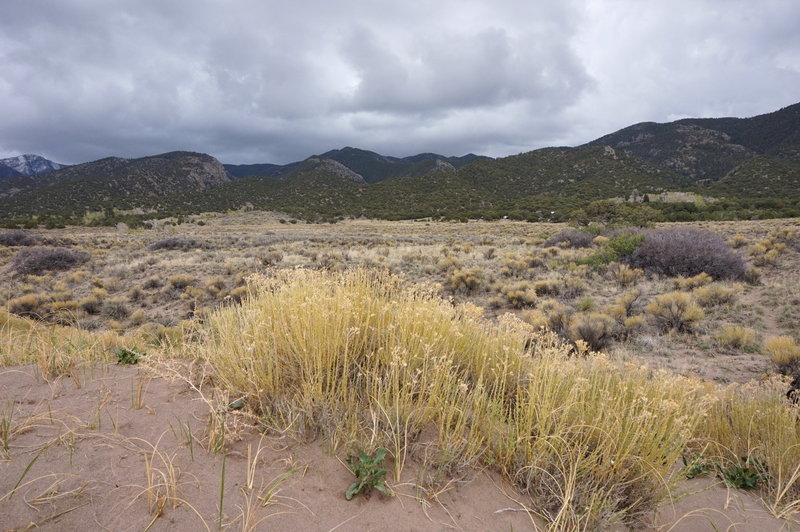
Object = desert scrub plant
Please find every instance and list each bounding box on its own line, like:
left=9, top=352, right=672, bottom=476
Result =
left=102, top=298, right=130, bottom=320
left=447, top=268, right=484, bottom=294
left=762, top=335, right=800, bottom=376
left=6, top=294, right=47, bottom=318
left=715, top=325, right=757, bottom=350
left=181, top=285, right=207, bottom=301
left=148, top=237, right=207, bottom=251
left=524, top=251, right=545, bottom=268
left=260, top=250, right=283, bottom=266
left=645, top=291, right=704, bottom=332
left=168, top=274, right=196, bottom=290
left=627, top=227, right=745, bottom=280
left=560, top=275, right=587, bottom=298
left=499, top=256, right=527, bottom=277
left=49, top=299, right=79, bottom=325
left=226, top=286, right=249, bottom=303
left=205, top=277, right=226, bottom=296
left=612, top=289, right=641, bottom=318
left=575, top=297, right=595, bottom=312
left=769, top=227, right=800, bottom=250
left=543, top=229, right=594, bottom=248
left=500, top=281, right=537, bottom=308
left=620, top=315, right=646, bottom=340
left=10, top=246, right=90, bottom=276
left=143, top=277, right=163, bottom=290
left=177, top=269, right=711, bottom=529
left=532, top=279, right=560, bottom=297
left=749, top=237, right=788, bottom=267
left=0, top=230, right=37, bottom=247
left=674, top=272, right=713, bottom=290
left=128, top=309, right=147, bottom=327
left=569, top=312, right=616, bottom=351
left=524, top=298, right=573, bottom=335
left=692, top=282, right=741, bottom=307
left=436, top=255, right=463, bottom=272
left=128, top=286, right=143, bottom=302
left=728, top=233, right=749, bottom=248
left=541, top=299, right=573, bottom=335
left=607, top=262, right=643, bottom=288
left=78, top=295, right=103, bottom=315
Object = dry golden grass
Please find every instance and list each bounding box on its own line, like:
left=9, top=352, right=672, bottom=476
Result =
left=169, top=268, right=717, bottom=528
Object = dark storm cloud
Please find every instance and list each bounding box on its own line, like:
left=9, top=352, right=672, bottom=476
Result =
left=0, top=1, right=797, bottom=164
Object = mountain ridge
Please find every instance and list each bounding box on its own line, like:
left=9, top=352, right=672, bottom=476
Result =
left=224, top=148, right=488, bottom=182
left=1, top=101, right=798, bottom=225
left=0, top=154, right=65, bottom=178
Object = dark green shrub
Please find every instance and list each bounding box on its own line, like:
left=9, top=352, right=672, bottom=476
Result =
left=580, top=232, right=645, bottom=267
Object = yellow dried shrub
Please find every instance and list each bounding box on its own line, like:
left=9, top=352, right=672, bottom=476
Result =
left=607, top=263, right=643, bottom=288
left=447, top=268, right=484, bottom=294
left=570, top=312, right=616, bottom=351
left=762, top=335, right=800, bottom=375
left=715, top=324, right=756, bottom=349
left=675, top=272, right=713, bottom=290
left=692, top=283, right=741, bottom=307
left=645, top=291, right=704, bottom=332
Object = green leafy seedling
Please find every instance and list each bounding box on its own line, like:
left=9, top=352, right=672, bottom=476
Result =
left=114, top=347, right=143, bottom=365
left=345, top=447, right=391, bottom=500
left=722, top=456, right=766, bottom=490
left=227, top=398, right=245, bottom=410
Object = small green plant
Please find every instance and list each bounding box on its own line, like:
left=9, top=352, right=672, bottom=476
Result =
left=115, top=347, right=143, bottom=365
left=345, top=447, right=391, bottom=500
left=681, top=454, right=712, bottom=479
left=580, top=232, right=645, bottom=267
left=722, top=456, right=766, bottom=490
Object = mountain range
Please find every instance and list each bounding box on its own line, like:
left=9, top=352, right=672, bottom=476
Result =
left=0, top=154, right=65, bottom=178
left=224, top=148, right=487, bottom=183
left=1, top=102, right=798, bottom=225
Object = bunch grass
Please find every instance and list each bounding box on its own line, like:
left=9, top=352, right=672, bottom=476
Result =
left=179, top=269, right=714, bottom=528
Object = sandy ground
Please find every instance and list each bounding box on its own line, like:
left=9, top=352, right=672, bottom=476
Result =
left=1, top=363, right=797, bottom=531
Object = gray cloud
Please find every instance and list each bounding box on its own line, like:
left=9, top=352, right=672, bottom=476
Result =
left=0, top=0, right=797, bottom=165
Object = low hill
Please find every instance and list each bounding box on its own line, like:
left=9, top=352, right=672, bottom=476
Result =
left=586, top=102, right=800, bottom=181
left=703, top=155, right=800, bottom=199
left=0, top=152, right=231, bottom=218
left=224, top=148, right=488, bottom=183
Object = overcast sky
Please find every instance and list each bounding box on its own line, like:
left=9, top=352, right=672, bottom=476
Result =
left=1, top=1, right=798, bottom=165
